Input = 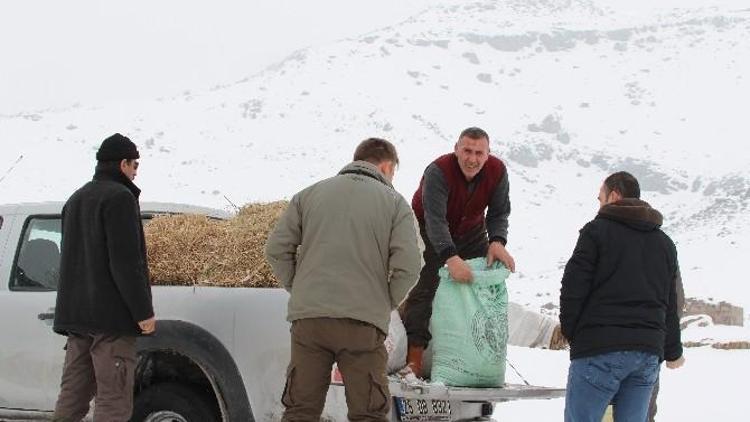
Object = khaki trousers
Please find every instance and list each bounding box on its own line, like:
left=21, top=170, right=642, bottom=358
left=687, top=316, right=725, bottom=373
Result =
left=52, top=333, right=137, bottom=422
left=281, top=318, right=390, bottom=422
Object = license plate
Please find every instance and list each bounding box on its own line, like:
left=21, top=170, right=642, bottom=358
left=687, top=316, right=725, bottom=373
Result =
left=395, top=397, right=452, bottom=421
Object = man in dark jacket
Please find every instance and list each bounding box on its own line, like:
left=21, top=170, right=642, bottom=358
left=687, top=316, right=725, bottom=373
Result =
left=560, top=171, right=684, bottom=422
left=402, top=127, right=515, bottom=377
left=53, top=133, right=155, bottom=422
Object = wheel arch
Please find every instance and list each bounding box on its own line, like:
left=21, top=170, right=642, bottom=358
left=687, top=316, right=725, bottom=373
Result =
left=135, top=319, right=254, bottom=422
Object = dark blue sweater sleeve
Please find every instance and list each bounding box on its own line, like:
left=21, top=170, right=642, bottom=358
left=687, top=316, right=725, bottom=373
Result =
left=422, top=163, right=457, bottom=261
left=486, top=171, right=510, bottom=245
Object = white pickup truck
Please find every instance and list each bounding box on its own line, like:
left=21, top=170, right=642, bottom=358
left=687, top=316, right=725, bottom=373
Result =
left=0, top=202, right=564, bottom=422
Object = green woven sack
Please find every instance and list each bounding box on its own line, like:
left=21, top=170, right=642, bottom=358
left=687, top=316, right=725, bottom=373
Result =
left=431, top=257, right=509, bottom=387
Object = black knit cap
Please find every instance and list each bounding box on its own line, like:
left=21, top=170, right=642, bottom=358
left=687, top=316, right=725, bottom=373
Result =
left=96, top=133, right=140, bottom=161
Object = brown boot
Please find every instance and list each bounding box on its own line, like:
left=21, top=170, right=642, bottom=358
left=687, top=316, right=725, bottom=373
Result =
left=549, top=324, right=569, bottom=350
left=406, top=345, right=424, bottom=378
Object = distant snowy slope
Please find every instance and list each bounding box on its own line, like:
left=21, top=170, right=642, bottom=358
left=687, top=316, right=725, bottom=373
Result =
left=1, top=0, right=748, bottom=311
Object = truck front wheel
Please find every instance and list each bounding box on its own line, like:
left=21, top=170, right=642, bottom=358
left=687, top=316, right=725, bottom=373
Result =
left=131, top=383, right=219, bottom=422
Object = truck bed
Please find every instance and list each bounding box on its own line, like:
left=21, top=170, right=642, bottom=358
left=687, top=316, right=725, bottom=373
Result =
left=327, top=376, right=565, bottom=421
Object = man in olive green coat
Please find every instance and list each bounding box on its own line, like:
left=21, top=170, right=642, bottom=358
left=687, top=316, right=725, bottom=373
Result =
left=266, top=138, right=421, bottom=422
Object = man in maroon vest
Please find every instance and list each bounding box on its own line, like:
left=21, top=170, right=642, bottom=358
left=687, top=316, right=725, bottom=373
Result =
left=403, top=127, right=515, bottom=377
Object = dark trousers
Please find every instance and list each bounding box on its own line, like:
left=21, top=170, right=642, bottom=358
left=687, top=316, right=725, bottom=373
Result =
left=403, top=223, right=488, bottom=347
left=53, top=333, right=137, bottom=422
left=281, top=318, right=390, bottom=422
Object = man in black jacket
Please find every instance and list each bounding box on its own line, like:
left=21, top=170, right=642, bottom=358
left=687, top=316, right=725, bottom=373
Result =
left=53, top=133, right=155, bottom=422
left=560, top=171, right=684, bottom=422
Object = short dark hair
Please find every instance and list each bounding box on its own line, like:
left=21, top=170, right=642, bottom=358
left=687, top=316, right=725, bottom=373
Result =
left=95, top=160, right=121, bottom=172
left=95, top=159, right=136, bottom=174
left=459, top=127, right=490, bottom=142
left=353, top=138, right=399, bottom=166
left=97, top=158, right=136, bottom=164
left=604, top=171, right=640, bottom=199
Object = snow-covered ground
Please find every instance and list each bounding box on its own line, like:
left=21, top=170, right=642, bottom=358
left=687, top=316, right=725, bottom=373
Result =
left=1, top=0, right=748, bottom=419
left=496, top=346, right=748, bottom=420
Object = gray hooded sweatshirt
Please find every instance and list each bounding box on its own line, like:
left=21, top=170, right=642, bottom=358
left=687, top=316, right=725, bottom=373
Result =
left=265, top=161, right=421, bottom=333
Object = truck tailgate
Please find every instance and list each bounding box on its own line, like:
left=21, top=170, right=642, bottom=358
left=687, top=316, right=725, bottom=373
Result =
left=387, top=377, right=564, bottom=421
left=389, top=378, right=565, bottom=402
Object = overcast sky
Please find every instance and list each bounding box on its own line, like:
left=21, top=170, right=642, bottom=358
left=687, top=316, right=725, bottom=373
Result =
left=0, top=0, right=433, bottom=114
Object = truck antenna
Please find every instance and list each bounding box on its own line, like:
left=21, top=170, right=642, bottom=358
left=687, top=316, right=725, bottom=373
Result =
left=0, top=155, right=23, bottom=186
left=223, top=195, right=241, bottom=213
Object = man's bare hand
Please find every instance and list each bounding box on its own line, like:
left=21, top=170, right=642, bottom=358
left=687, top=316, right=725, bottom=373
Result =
left=487, top=241, right=516, bottom=272
left=666, top=355, right=685, bottom=369
left=446, top=256, right=473, bottom=283
left=138, top=316, right=156, bottom=335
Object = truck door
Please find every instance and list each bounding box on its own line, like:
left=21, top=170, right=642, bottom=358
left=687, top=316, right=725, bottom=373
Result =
left=0, top=215, right=65, bottom=411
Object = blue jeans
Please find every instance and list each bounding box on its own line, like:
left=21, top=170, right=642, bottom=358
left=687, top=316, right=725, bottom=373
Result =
left=564, top=351, right=659, bottom=422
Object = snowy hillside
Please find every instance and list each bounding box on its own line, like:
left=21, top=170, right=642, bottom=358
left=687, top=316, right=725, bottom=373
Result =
left=2, top=0, right=748, bottom=315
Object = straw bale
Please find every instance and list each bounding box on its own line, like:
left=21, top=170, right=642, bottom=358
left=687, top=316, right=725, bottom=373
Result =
left=144, top=201, right=288, bottom=287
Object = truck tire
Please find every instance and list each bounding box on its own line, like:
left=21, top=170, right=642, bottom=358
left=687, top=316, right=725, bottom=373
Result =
left=131, top=383, right=219, bottom=422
